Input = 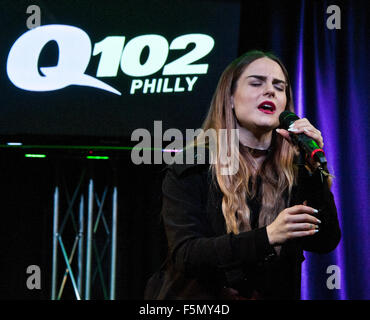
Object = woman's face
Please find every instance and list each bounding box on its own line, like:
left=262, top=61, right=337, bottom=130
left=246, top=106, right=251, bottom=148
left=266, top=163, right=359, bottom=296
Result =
left=232, top=57, right=287, bottom=135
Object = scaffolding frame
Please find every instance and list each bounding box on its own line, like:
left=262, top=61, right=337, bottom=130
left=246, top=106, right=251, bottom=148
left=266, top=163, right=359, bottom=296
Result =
left=51, top=169, right=118, bottom=300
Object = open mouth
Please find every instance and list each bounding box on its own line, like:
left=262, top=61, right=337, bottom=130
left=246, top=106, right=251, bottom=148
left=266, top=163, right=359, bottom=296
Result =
left=257, top=101, right=276, bottom=114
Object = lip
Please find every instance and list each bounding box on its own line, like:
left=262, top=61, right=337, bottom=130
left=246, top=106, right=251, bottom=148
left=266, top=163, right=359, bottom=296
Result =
left=257, top=100, right=276, bottom=114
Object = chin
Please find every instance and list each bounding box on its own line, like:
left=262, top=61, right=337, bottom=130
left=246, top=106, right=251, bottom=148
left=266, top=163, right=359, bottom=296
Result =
left=256, top=119, right=278, bottom=130
left=238, top=116, right=278, bottom=133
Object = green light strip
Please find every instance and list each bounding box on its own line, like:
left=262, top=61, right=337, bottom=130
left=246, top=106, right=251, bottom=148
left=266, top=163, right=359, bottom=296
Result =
left=25, top=154, right=46, bottom=158
left=0, top=144, right=157, bottom=151
left=86, top=156, right=109, bottom=160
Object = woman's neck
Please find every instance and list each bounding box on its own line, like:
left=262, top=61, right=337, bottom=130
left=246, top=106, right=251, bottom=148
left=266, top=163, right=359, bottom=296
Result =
left=236, top=121, right=272, bottom=150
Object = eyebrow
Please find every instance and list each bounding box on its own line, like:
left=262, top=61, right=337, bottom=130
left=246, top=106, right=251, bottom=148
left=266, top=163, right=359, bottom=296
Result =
left=246, top=75, right=287, bottom=85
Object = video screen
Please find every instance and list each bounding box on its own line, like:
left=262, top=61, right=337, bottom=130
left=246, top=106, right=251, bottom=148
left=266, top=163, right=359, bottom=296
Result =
left=0, top=0, right=240, bottom=145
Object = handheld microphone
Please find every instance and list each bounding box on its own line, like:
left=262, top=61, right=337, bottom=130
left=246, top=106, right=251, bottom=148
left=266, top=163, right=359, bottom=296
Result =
left=279, top=111, right=327, bottom=165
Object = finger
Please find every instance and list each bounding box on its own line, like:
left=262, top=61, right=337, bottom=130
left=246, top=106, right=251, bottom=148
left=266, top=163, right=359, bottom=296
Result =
left=276, top=128, right=291, bottom=142
left=286, top=204, right=318, bottom=215
left=289, top=125, right=321, bottom=139
left=289, top=118, right=311, bottom=127
left=288, top=120, right=316, bottom=134
left=289, top=229, right=319, bottom=238
left=300, top=127, right=323, bottom=148
left=288, top=222, right=319, bottom=232
left=288, top=124, right=324, bottom=148
left=288, top=213, right=321, bottom=224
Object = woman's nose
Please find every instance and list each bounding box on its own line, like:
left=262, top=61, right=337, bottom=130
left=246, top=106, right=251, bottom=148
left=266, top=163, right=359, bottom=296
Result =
left=263, top=85, right=275, bottom=97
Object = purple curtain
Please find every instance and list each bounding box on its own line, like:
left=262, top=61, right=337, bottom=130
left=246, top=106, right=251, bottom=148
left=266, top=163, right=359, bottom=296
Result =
left=285, top=0, right=369, bottom=299
left=240, top=0, right=369, bottom=299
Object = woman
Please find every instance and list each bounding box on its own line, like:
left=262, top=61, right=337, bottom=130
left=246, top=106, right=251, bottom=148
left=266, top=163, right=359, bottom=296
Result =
left=145, top=50, right=341, bottom=300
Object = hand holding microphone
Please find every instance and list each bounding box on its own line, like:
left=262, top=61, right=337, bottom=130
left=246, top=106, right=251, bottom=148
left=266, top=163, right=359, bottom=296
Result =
left=276, top=111, right=327, bottom=168
left=266, top=111, right=328, bottom=245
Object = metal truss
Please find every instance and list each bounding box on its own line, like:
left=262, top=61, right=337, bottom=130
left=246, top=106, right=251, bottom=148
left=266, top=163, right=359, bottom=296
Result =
left=51, top=169, right=117, bottom=300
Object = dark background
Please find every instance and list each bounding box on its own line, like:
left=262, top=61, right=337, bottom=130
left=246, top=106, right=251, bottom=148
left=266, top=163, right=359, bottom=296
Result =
left=0, top=0, right=240, bottom=142
left=0, top=0, right=241, bottom=299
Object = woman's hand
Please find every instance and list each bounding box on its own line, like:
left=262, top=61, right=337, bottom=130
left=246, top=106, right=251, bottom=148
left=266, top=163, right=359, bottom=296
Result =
left=266, top=203, right=321, bottom=246
left=276, top=117, right=324, bottom=148
left=276, top=118, right=324, bottom=169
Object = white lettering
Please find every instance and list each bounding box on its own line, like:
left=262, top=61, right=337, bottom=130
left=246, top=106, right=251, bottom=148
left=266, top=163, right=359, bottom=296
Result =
left=26, top=265, right=41, bottom=290
left=186, top=76, right=198, bottom=91
left=153, top=121, right=163, bottom=164
left=131, top=129, right=152, bottom=164
left=174, top=77, right=185, bottom=92
left=7, top=26, right=214, bottom=96
left=163, top=128, right=184, bottom=164
left=93, top=36, right=125, bottom=77
left=6, top=24, right=121, bottom=95
left=26, top=5, right=41, bottom=29
left=121, top=34, right=169, bottom=77
left=183, top=304, right=229, bottom=315
left=130, top=121, right=239, bottom=173
left=139, top=304, right=173, bottom=318
left=143, top=78, right=157, bottom=94
left=162, top=78, right=173, bottom=93
left=156, top=78, right=163, bottom=93
left=163, top=34, right=214, bottom=75
left=130, top=79, right=143, bottom=94
left=130, top=77, right=198, bottom=94
left=326, top=5, right=341, bottom=30
left=326, top=264, right=341, bottom=289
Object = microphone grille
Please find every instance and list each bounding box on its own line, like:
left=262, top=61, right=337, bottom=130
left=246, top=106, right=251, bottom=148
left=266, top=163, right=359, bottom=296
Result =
left=279, top=111, right=299, bottom=129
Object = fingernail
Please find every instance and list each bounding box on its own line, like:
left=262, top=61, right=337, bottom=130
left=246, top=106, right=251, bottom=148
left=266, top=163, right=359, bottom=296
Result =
left=315, top=225, right=319, bottom=229
left=288, top=128, right=299, bottom=132
left=314, top=229, right=319, bottom=233
left=317, top=219, right=321, bottom=224
left=289, top=123, right=295, bottom=128
left=313, top=209, right=318, bottom=213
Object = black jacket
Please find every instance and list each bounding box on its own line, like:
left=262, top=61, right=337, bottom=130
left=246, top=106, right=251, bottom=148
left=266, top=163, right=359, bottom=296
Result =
left=146, top=149, right=341, bottom=300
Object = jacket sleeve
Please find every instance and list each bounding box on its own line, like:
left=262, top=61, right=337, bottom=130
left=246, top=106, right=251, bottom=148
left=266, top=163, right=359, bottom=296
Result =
left=161, top=164, right=276, bottom=289
left=298, top=165, right=341, bottom=253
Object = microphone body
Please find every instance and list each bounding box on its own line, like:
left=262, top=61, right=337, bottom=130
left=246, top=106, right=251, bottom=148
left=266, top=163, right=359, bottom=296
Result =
left=279, top=111, right=327, bottom=165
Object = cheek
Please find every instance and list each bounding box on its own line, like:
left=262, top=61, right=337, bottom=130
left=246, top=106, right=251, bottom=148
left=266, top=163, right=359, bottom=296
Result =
left=278, top=95, right=287, bottom=110
left=236, top=89, right=258, bottom=105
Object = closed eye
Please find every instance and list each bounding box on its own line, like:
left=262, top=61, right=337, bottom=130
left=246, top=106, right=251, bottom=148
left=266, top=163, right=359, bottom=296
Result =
left=251, top=82, right=285, bottom=91
left=274, top=85, right=285, bottom=91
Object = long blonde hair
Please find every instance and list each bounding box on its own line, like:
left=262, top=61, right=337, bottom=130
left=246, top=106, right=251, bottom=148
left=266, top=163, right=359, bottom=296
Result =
left=195, top=50, right=298, bottom=234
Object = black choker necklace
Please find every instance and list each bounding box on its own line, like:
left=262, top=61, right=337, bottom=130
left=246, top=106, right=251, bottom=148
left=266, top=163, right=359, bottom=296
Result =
left=239, top=142, right=271, bottom=154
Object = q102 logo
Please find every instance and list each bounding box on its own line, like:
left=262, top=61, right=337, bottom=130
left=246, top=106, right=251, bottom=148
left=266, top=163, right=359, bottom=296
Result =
left=6, top=24, right=215, bottom=95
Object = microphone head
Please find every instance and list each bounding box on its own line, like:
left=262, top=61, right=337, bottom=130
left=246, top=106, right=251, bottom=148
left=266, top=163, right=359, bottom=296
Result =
left=279, top=111, right=300, bottom=129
